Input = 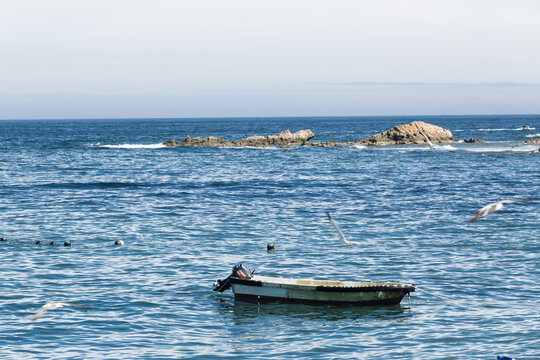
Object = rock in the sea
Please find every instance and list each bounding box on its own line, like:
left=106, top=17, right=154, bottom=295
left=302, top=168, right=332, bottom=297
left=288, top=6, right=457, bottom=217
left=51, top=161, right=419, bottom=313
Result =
left=232, top=129, right=314, bottom=147
left=358, top=121, right=456, bottom=146
left=526, top=137, right=540, bottom=144
left=164, top=129, right=314, bottom=148
left=163, top=135, right=233, bottom=147
left=233, top=135, right=269, bottom=147
left=464, top=138, right=485, bottom=143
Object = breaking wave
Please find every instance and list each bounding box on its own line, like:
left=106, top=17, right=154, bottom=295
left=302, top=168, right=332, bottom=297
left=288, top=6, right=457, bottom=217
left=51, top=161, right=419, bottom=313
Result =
left=475, top=127, right=536, bottom=131
left=91, top=143, right=167, bottom=149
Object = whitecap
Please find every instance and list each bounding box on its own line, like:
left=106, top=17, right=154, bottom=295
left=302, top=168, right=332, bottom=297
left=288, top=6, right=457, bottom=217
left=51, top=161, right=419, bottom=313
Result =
left=510, top=145, right=540, bottom=152
left=525, top=133, right=540, bottom=138
left=98, top=143, right=166, bottom=149
left=461, top=144, right=539, bottom=153
left=476, top=128, right=513, bottom=131
left=352, top=145, right=367, bottom=150
left=437, top=145, right=457, bottom=151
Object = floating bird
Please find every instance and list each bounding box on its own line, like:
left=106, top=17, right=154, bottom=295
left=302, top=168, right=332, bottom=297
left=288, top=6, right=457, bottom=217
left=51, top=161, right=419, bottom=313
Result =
left=64, top=241, right=71, bottom=247
left=114, top=240, right=124, bottom=246
left=467, top=198, right=537, bottom=223
left=35, top=240, right=42, bottom=245
left=0, top=237, right=6, bottom=242
left=31, top=302, right=73, bottom=321
left=325, top=212, right=351, bottom=245
left=267, top=243, right=275, bottom=252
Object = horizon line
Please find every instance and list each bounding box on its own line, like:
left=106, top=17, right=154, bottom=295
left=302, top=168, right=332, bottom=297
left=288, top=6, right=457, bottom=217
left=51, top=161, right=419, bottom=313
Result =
left=1, top=113, right=540, bottom=122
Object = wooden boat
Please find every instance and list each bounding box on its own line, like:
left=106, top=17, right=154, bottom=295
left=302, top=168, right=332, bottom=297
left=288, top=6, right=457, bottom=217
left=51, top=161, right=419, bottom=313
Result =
left=213, top=264, right=415, bottom=305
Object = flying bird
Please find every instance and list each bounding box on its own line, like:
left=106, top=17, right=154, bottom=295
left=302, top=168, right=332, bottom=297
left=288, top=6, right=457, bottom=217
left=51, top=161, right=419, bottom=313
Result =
left=467, top=198, right=537, bottom=223
left=31, top=302, right=74, bottom=321
left=419, top=130, right=435, bottom=149
left=415, top=123, right=435, bottom=149
left=325, top=212, right=351, bottom=245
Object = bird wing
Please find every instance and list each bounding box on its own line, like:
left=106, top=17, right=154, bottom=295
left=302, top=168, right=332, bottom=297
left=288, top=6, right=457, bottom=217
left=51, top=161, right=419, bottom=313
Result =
left=326, top=212, right=351, bottom=245
left=415, top=123, right=435, bottom=148
left=30, top=302, right=74, bottom=321
left=31, top=307, right=48, bottom=321
left=468, top=198, right=537, bottom=223
left=500, top=197, right=537, bottom=204
left=467, top=212, right=482, bottom=223
left=420, top=131, right=434, bottom=148
left=467, top=202, right=497, bottom=222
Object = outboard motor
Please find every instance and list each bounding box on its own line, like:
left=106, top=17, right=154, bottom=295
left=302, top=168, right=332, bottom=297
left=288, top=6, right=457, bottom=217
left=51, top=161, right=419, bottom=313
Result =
left=213, top=264, right=254, bottom=292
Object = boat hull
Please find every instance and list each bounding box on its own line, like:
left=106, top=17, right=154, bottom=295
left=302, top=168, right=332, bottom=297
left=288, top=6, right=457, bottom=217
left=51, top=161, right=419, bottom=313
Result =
left=230, top=275, right=414, bottom=306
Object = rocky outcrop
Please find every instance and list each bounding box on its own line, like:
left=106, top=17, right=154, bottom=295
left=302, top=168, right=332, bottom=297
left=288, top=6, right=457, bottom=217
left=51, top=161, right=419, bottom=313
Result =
left=356, top=121, right=456, bottom=146
left=526, top=137, right=540, bottom=144
left=464, top=138, right=485, bottom=143
left=163, top=129, right=314, bottom=148
left=163, top=136, right=233, bottom=147
left=163, top=121, right=458, bottom=148
left=234, top=129, right=314, bottom=147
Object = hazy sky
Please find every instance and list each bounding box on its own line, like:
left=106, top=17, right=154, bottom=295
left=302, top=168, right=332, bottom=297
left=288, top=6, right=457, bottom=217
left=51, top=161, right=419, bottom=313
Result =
left=1, top=0, right=540, bottom=119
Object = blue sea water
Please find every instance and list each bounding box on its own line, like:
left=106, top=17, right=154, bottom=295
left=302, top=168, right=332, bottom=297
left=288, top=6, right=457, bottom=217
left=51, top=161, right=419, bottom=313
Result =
left=0, top=115, right=538, bottom=359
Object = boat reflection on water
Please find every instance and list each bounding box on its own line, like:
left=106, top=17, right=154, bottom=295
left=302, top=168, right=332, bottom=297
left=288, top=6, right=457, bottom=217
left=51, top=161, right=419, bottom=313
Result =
left=214, top=295, right=412, bottom=326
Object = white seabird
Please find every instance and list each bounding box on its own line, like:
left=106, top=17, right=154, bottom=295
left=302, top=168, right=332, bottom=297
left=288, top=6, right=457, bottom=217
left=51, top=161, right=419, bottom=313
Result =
left=325, top=212, right=351, bottom=245
left=414, top=123, right=435, bottom=149
left=31, top=302, right=73, bottom=321
left=467, top=198, right=537, bottom=223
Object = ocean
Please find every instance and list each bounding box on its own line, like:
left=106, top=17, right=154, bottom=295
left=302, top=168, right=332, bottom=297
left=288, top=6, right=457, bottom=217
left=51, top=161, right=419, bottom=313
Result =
left=0, top=115, right=538, bottom=359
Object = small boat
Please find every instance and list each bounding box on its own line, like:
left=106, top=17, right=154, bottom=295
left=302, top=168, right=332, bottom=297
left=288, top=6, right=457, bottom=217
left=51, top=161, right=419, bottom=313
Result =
left=213, top=264, right=415, bottom=305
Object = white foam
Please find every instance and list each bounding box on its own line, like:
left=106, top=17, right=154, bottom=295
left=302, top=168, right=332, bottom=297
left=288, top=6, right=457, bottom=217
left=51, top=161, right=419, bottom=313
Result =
left=352, top=145, right=367, bottom=150
left=437, top=145, right=457, bottom=151
left=476, top=127, right=536, bottom=131
left=461, top=145, right=539, bottom=153
left=477, top=128, right=512, bottom=131
left=509, top=145, right=540, bottom=152
left=98, top=143, right=166, bottom=149
left=526, top=133, right=540, bottom=138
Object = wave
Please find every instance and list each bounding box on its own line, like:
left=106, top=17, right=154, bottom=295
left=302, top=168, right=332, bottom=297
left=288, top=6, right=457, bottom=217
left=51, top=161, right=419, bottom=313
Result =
left=474, top=127, right=536, bottom=131
left=526, top=133, right=540, bottom=138
left=458, top=145, right=539, bottom=153
left=38, top=182, right=145, bottom=189
left=352, top=145, right=368, bottom=150
left=367, top=143, right=538, bottom=153
left=91, top=143, right=166, bottom=149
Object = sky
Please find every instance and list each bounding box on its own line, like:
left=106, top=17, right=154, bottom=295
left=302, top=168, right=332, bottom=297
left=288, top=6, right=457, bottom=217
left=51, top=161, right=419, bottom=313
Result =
left=1, top=0, right=540, bottom=119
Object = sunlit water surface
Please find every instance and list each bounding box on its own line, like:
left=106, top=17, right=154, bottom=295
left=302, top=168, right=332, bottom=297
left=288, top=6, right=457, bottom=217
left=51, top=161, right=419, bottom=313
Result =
left=0, top=115, right=538, bottom=359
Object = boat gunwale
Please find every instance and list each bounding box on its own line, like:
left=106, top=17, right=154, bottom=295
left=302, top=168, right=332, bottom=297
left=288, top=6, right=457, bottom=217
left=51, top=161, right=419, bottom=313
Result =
left=231, top=275, right=415, bottom=293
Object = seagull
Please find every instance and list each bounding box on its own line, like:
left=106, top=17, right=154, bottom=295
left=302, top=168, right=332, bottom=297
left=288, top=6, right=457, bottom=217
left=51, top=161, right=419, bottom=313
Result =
left=467, top=198, right=537, bottom=223
left=415, top=123, right=435, bottom=149
left=31, top=302, right=74, bottom=321
left=419, top=129, right=435, bottom=149
left=325, top=212, right=351, bottom=245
